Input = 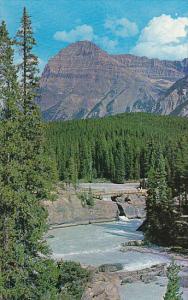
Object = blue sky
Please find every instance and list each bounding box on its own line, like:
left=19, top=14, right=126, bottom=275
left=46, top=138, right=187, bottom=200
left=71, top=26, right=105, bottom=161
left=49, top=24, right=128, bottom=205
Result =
left=1, top=0, right=188, bottom=72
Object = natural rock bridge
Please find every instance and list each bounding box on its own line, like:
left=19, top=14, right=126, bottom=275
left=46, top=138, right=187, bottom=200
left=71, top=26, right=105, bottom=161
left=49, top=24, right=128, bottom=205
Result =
left=79, top=182, right=147, bottom=219
left=79, top=182, right=147, bottom=198
left=89, top=189, right=147, bottom=197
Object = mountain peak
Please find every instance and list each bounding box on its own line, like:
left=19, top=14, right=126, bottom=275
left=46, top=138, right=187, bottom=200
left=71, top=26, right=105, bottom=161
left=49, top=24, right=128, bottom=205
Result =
left=57, top=40, right=107, bottom=58
left=68, top=40, right=101, bottom=49
left=39, top=42, right=188, bottom=121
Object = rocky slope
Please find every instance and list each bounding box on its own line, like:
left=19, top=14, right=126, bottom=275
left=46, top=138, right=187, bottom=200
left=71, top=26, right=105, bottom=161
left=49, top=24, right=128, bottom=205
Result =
left=38, top=41, right=188, bottom=120
left=155, top=75, right=188, bottom=117
left=82, top=272, right=120, bottom=300
left=44, top=186, right=146, bottom=226
left=44, top=188, right=118, bottom=226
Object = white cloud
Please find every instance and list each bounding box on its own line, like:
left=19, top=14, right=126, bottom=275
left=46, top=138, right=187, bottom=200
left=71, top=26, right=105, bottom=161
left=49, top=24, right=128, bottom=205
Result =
left=54, top=24, right=95, bottom=42
left=95, top=36, right=118, bottom=52
left=53, top=24, right=118, bottom=52
left=131, top=14, right=188, bottom=60
left=105, top=18, right=138, bottom=37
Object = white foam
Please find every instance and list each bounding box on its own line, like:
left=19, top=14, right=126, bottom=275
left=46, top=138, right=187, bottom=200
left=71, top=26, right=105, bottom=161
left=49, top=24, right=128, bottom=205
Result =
left=119, top=216, right=129, bottom=222
left=122, top=253, right=169, bottom=271
left=52, top=246, right=120, bottom=258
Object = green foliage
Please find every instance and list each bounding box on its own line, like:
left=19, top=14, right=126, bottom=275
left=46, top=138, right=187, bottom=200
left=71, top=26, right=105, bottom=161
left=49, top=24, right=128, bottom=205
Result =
left=173, top=137, right=188, bottom=214
left=16, top=7, right=39, bottom=105
left=164, top=260, right=183, bottom=300
left=114, top=141, right=125, bottom=183
left=0, top=19, right=28, bottom=299
left=0, top=12, right=57, bottom=299
left=46, top=113, right=188, bottom=198
left=144, top=151, right=178, bottom=246
left=78, top=188, right=95, bottom=207
left=87, top=187, right=95, bottom=207
left=28, top=258, right=60, bottom=300
left=57, top=261, right=91, bottom=300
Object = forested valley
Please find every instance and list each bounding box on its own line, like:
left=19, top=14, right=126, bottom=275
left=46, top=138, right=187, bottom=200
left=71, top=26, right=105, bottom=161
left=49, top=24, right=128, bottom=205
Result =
left=47, top=113, right=188, bottom=249
left=47, top=112, right=188, bottom=195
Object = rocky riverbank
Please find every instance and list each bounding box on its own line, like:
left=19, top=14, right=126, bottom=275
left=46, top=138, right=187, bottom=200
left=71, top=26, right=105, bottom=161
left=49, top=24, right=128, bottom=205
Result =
left=46, top=213, right=188, bottom=300
left=82, top=263, right=167, bottom=300
left=81, top=238, right=188, bottom=300
left=82, top=272, right=120, bottom=300
left=120, top=241, right=188, bottom=291
left=120, top=241, right=188, bottom=262
left=44, top=184, right=146, bottom=227
left=82, top=255, right=188, bottom=299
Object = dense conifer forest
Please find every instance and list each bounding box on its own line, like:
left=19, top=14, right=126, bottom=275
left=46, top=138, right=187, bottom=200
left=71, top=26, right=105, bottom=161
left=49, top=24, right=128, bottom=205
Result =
left=46, top=112, right=188, bottom=191
left=47, top=113, right=188, bottom=248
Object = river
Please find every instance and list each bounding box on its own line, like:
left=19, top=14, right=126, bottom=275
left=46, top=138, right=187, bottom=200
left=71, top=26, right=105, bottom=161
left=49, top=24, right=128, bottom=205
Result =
left=47, top=219, right=188, bottom=300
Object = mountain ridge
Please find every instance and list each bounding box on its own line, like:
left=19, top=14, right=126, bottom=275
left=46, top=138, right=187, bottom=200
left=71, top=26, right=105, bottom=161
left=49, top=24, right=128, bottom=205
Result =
left=38, top=41, right=188, bottom=120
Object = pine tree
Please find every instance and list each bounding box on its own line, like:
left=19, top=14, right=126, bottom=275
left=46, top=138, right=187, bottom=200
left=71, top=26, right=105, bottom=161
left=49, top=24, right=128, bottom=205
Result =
left=0, top=11, right=57, bottom=299
left=156, top=152, right=170, bottom=207
left=16, top=7, right=39, bottom=110
left=174, top=138, right=188, bottom=213
left=145, top=150, right=175, bottom=245
left=0, top=20, right=58, bottom=300
left=79, top=140, right=92, bottom=182
left=164, top=260, right=183, bottom=300
left=145, top=165, right=157, bottom=241
left=114, top=142, right=125, bottom=183
left=68, top=154, right=78, bottom=188
left=0, top=20, right=25, bottom=298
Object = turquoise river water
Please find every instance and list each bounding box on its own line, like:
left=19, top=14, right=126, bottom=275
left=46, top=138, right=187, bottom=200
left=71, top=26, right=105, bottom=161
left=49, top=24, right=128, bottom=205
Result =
left=47, top=219, right=188, bottom=300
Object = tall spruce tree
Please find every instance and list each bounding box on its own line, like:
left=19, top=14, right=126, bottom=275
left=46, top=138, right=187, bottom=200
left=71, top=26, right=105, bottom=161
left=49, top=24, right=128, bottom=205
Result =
left=164, top=260, right=183, bottom=300
left=0, top=11, right=57, bottom=299
left=144, top=162, right=158, bottom=241
left=174, top=138, right=188, bottom=213
left=16, top=7, right=39, bottom=110
left=114, top=142, right=125, bottom=183
left=145, top=151, right=176, bottom=245
left=0, top=20, right=26, bottom=299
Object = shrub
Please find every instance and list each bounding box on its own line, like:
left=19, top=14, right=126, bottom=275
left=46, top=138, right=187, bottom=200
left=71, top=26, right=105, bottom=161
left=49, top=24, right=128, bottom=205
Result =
left=78, top=188, right=95, bottom=207
left=57, top=261, right=91, bottom=300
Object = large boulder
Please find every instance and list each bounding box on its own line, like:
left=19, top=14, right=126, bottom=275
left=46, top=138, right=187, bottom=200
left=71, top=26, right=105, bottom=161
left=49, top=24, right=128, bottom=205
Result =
left=98, top=263, right=123, bottom=273
left=81, top=272, right=120, bottom=300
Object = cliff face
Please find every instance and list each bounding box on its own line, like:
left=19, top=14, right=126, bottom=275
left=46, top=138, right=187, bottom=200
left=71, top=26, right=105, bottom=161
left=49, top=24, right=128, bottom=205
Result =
left=44, top=187, right=146, bottom=226
left=155, top=75, right=188, bottom=117
left=112, top=55, right=188, bottom=81
left=44, top=189, right=118, bottom=226
left=38, top=41, right=188, bottom=120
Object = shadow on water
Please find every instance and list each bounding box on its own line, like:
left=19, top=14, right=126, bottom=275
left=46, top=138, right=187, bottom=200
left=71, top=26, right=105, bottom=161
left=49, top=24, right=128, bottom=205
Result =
left=94, top=220, right=143, bottom=238
left=104, top=231, right=143, bottom=238
left=95, top=220, right=143, bottom=232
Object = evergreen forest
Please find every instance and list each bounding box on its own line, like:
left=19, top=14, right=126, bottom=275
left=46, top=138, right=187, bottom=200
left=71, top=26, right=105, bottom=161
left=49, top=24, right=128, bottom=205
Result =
left=46, top=112, right=188, bottom=195
left=47, top=113, right=188, bottom=248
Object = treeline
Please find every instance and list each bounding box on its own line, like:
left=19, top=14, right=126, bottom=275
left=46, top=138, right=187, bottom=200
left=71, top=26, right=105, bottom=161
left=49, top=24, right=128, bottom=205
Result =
left=46, top=113, right=188, bottom=194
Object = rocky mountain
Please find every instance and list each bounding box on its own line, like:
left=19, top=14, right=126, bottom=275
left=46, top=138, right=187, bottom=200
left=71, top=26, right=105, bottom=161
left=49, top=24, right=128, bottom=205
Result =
left=38, top=41, right=188, bottom=120
left=155, top=75, right=188, bottom=117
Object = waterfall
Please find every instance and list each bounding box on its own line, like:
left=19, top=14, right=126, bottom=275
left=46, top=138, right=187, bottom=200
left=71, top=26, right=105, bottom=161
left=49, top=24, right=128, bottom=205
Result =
left=111, top=195, right=128, bottom=221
